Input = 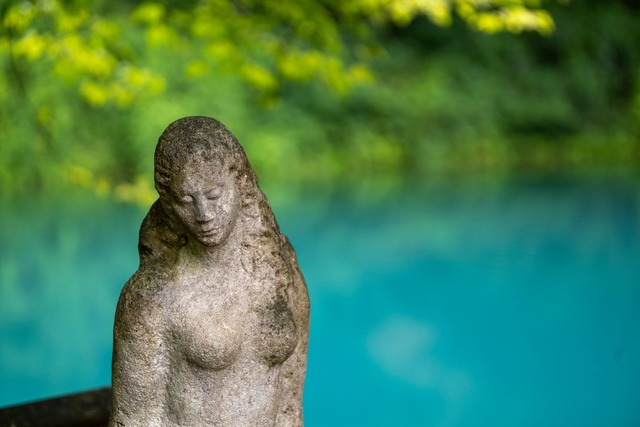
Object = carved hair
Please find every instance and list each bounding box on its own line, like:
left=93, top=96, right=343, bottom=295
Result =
left=139, top=116, right=293, bottom=290
left=154, top=116, right=248, bottom=197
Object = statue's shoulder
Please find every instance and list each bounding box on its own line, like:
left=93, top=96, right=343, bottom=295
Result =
left=115, top=264, right=171, bottom=335
left=121, top=260, right=172, bottom=301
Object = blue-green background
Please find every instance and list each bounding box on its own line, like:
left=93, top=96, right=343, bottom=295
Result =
left=2, top=175, right=639, bottom=426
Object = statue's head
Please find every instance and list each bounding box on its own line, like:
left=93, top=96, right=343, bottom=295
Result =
left=154, top=116, right=255, bottom=247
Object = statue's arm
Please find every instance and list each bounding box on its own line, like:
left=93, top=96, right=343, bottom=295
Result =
left=276, top=264, right=311, bottom=426
left=109, top=280, right=168, bottom=427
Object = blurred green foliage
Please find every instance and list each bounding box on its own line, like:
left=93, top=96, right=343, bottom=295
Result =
left=1, top=0, right=638, bottom=206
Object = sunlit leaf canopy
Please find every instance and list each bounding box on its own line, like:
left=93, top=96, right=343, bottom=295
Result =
left=2, top=0, right=554, bottom=106
left=11, top=0, right=638, bottom=210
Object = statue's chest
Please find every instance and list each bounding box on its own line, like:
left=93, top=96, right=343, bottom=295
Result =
left=166, top=273, right=246, bottom=371
left=165, top=268, right=299, bottom=370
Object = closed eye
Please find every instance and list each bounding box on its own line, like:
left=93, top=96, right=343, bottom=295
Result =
left=177, top=195, right=193, bottom=204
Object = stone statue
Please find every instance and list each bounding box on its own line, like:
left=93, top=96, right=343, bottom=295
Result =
left=109, top=116, right=310, bottom=427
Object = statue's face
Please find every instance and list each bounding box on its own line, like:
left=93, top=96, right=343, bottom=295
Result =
left=166, top=160, right=241, bottom=247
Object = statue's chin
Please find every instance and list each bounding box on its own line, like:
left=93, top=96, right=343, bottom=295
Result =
left=193, top=229, right=227, bottom=247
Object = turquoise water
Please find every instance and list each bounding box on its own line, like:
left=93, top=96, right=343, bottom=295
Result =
left=1, top=176, right=640, bottom=426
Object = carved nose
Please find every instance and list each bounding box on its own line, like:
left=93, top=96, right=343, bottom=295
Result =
left=194, top=198, right=214, bottom=222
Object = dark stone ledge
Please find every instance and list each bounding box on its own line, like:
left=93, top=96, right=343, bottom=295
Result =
left=0, top=387, right=111, bottom=427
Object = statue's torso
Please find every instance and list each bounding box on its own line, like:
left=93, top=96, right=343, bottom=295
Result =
left=145, top=255, right=299, bottom=425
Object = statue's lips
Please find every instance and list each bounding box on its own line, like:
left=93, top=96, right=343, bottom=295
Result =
left=198, top=227, right=220, bottom=237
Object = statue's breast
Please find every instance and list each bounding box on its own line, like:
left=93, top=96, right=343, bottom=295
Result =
left=252, top=293, right=299, bottom=366
left=167, top=283, right=245, bottom=371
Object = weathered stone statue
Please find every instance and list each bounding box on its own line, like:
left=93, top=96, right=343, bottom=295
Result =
left=109, top=116, right=310, bottom=426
